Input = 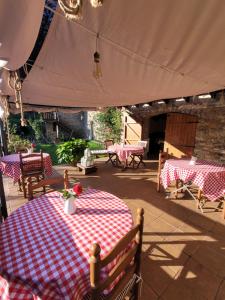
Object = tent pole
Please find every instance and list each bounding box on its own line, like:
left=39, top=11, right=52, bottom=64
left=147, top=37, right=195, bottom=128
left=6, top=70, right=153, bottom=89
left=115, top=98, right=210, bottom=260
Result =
left=0, top=172, right=8, bottom=219
left=0, top=119, right=8, bottom=219
left=0, top=119, right=8, bottom=155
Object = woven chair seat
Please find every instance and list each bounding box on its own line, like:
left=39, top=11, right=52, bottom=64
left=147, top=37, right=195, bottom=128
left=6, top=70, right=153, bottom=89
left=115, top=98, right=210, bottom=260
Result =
left=84, top=273, right=141, bottom=300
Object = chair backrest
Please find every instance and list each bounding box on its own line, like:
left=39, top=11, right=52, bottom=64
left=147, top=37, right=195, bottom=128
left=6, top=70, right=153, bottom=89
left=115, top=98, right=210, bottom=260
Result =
left=15, top=146, right=28, bottom=154
left=104, top=139, right=114, bottom=149
left=19, top=151, right=44, bottom=175
left=158, top=149, right=169, bottom=174
left=137, top=140, right=148, bottom=148
left=89, top=208, right=144, bottom=300
left=28, top=170, right=69, bottom=200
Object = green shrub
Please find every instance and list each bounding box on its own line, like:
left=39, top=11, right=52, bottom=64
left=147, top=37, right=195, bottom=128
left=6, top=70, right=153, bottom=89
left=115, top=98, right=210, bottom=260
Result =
left=87, top=140, right=104, bottom=150
left=8, top=134, right=31, bottom=153
left=56, top=139, right=87, bottom=165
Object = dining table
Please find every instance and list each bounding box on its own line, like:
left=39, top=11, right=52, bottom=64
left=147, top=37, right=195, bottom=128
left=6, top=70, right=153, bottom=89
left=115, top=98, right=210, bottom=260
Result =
left=107, top=144, right=144, bottom=167
left=0, top=189, right=133, bottom=300
left=161, top=158, right=225, bottom=202
left=0, top=153, right=52, bottom=183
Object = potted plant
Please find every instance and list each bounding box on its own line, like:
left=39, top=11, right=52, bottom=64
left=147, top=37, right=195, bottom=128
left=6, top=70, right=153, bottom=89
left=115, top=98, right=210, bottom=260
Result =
left=27, top=142, right=36, bottom=154
left=61, top=182, right=83, bottom=214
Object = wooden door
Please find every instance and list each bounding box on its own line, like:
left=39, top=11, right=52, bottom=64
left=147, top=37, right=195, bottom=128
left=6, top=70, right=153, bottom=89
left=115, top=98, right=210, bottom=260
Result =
left=123, top=112, right=142, bottom=145
left=164, top=113, right=198, bottom=158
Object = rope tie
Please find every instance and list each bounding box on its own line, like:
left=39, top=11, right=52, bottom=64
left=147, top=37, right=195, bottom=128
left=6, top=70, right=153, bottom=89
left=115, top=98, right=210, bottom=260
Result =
left=8, top=71, right=26, bottom=126
left=58, top=0, right=103, bottom=20
left=0, top=95, right=10, bottom=140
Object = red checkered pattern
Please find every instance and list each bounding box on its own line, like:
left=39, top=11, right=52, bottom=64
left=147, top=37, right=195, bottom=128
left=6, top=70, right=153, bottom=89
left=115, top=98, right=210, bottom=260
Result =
left=161, top=159, right=225, bottom=201
left=0, top=189, right=133, bottom=299
left=0, top=153, right=52, bottom=183
left=108, top=145, right=144, bottom=162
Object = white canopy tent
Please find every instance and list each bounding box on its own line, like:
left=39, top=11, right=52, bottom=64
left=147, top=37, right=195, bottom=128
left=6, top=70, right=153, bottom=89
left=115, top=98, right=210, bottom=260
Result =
left=0, top=0, right=44, bottom=97
left=2, top=0, right=225, bottom=108
left=0, top=0, right=44, bottom=71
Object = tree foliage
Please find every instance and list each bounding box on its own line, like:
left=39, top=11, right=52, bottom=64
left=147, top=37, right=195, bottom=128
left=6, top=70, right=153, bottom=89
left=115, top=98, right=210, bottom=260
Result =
left=94, top=108, right=122, bottom=142
left=8, top=112, right=45, bottom=142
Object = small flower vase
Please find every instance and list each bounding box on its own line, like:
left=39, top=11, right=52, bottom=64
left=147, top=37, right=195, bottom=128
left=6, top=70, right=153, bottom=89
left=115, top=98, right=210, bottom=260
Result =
left=27, top=148, right=32, bottom=154
left=64, top=197, right=76, bottom=214
left=189, top=156, right=197, bottom=165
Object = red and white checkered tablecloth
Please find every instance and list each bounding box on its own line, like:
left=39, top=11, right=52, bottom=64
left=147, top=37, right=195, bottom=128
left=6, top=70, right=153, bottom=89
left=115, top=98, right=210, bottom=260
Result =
left=161, top=159, right=225, bottom=201
left=0, top=189, right=133, bottom=299
left=0, top=153, right=52, bottom=183
left=108, top=145, right=144, bottom=162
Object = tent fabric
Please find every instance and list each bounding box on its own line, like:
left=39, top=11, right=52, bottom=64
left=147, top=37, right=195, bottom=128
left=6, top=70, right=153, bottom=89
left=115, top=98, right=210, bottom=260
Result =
left=20, top=0, right=225, bottom=107
left=0, top=0, right=44, bottom=71
left=7, top=101, right=96, bottom=114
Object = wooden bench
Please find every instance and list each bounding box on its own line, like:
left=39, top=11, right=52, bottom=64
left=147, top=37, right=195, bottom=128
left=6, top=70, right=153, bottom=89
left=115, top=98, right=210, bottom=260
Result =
left=77, top=163, right=97, bottom=175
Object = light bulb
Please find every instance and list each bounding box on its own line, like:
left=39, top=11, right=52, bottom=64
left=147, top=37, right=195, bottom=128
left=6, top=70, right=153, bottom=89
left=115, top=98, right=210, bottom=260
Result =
left=93, top=62, right=102, bottom=79
left=198, top=94, right=211, bottom=99
left=93, top=51, right=102, bottom=79
left=90, top=0, right=103, bottom=8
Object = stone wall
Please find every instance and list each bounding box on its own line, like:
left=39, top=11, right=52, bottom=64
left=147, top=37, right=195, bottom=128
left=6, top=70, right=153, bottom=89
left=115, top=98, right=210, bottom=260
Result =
left=45, top=122, right=57, bottom=142
left=194, top=107, right=225, bottom=163
left=128, top=93, right=225, bottom=163
left=43, top=112, right=89, bottom=142
left=58, top=112, right=87, bottom=138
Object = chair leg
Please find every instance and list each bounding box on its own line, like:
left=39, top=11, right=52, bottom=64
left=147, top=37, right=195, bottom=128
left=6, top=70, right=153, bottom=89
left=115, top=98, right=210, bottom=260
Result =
left=139, top=155, right=145, bottom=167
left=131, top=280, right=140, bottom=300
left=157, top=175, right=161, bottom=192
left=18, top=179, right=23, bottom=192
left=105, top=154, right=117, bottom=166
left=21, top=177, right=27, bottom=198
left=105, top=155, right=111, bottom=164
left=115, top=155, right=121, bottom=167
left=136, top=155, right=145, bottom=169
left=223, top=199, right=225, bottom=219
left=128, top=156, right=134, bottom=167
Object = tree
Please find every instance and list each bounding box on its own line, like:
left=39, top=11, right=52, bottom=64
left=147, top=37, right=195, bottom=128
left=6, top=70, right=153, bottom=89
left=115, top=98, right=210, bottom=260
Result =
left=94, top=108, right=122, bottom=142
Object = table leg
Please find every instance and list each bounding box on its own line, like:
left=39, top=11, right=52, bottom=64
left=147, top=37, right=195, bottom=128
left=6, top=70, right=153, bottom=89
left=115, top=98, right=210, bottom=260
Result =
left=170, top=184, right=204, bottom=213
left=121, top=159, right=128, bottom=171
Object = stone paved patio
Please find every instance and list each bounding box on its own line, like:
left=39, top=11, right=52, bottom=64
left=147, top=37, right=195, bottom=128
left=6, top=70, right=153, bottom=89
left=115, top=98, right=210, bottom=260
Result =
left=3, top=158, right=225, bottom=300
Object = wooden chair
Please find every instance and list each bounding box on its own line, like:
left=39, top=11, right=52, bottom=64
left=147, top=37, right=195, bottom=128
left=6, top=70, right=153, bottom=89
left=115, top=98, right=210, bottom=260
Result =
left=195, top=189, right=225, bottom=217
left=19, top=151, right=45, bottom=198
left=15, top=146, right=28, bottom=154
left=129, top=141, right=148, bottom=169
left=28, top=170, right=69, bottom=200
left=104, top=139, right=121, bottom=167
left=88, top=208, right=144, bottom=300
left=157, top=149, right=169, bottom=192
